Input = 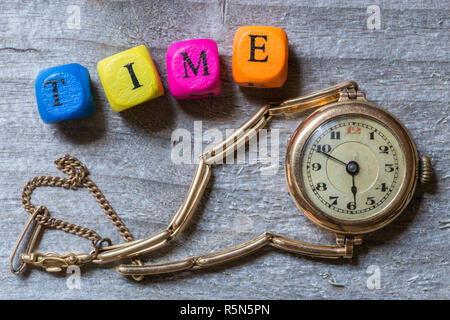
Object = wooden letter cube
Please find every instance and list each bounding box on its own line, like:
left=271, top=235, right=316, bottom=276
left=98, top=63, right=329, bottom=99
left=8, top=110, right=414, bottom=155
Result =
left=97, top=45, right=164, bottom=112
left=35, top=63, right=95, bottom=123
left=232, top=26, right=288, bottom=88
left=166, top=39, right=221, bottom=99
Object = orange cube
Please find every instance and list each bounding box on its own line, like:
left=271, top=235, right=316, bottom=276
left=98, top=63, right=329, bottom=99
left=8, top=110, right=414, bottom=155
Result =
left=232, top=26, right=288, bottom=88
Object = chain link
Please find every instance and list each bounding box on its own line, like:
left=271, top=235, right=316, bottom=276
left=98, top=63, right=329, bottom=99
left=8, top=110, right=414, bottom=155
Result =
left=21, top=154, right=134, bottom=244
left=116, top=232, right=354, bottom=276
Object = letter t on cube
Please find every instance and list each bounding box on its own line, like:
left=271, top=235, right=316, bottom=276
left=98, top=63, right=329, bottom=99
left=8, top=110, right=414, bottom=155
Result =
left=35, top=63, right=95, bottom=123
left=166, top=39, right=221, bottom=99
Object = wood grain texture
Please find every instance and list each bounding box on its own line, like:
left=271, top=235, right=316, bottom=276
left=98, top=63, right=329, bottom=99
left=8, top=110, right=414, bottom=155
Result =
left=0, top=0, right=448, bottom=299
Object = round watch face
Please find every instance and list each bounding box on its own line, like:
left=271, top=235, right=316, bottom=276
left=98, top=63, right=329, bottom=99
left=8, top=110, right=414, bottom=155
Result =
left=300, top=115, right=406, bottom=221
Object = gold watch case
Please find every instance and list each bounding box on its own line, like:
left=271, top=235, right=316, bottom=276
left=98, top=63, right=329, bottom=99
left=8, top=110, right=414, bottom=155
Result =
left=285, top=99, right=419, bottom=235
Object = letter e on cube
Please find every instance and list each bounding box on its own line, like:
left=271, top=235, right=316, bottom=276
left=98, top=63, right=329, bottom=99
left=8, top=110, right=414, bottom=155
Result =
left=232, top=26, right=288, bottom=88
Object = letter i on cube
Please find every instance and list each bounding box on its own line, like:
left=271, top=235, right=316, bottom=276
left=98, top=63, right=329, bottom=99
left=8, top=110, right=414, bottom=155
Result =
left=166, top=39, right=221, bottom=99
left=35, top=63, right=95, bottom=123
left=97, top=45, right=164, bottom=112
left=233, top=26, right=288, bottom=88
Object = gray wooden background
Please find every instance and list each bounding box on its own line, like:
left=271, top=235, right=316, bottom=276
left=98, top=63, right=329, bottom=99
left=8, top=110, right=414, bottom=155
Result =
left=0, top=0, right=448, bottom=300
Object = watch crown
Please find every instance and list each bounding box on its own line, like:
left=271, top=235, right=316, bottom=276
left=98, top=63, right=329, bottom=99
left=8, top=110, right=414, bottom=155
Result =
left=419, top=156, right=433, bottom=184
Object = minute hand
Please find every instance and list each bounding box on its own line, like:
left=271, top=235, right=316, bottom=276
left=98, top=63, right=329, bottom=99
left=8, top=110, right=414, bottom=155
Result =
left=317, top=150, right=347, bottom=166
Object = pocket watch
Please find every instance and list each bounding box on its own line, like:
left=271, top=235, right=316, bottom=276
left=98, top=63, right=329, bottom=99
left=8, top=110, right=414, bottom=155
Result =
left=11, top=81, right=432, bottom=279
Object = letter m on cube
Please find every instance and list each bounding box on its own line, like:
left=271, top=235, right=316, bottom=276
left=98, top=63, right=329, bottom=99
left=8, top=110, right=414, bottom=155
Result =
left=167, top=39, right=221, bottom=99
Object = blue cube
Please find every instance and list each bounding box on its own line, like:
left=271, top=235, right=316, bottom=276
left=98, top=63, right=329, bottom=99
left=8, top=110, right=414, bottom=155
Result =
left=35, top=63, right=95, bottom=123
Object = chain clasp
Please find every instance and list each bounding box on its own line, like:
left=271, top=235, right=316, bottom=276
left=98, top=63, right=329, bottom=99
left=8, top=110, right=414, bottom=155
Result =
left=10, top=205, right=108, bottom=274
left=20, top=252, right=95, bottom=273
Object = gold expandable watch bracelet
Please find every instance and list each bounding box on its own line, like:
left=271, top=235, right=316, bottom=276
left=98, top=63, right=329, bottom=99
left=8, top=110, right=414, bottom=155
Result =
left=10, top=81, right=432, bottom=280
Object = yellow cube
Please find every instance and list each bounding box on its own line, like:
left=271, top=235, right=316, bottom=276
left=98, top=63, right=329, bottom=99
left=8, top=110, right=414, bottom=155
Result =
left=97, top=45, right=164, bottom=112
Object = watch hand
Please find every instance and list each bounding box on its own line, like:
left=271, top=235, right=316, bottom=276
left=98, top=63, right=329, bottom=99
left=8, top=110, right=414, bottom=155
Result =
left=351, top=175, right=357, bottom=204
left=346, top=161, right=359, bottom=206
left=317, top=150, right=347, bottom=166
left=317, top=151, right=359, bottom=204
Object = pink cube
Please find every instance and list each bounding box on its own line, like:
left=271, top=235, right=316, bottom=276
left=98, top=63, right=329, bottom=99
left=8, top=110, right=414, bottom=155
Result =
left=166, top=39, right=221, bottom=99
